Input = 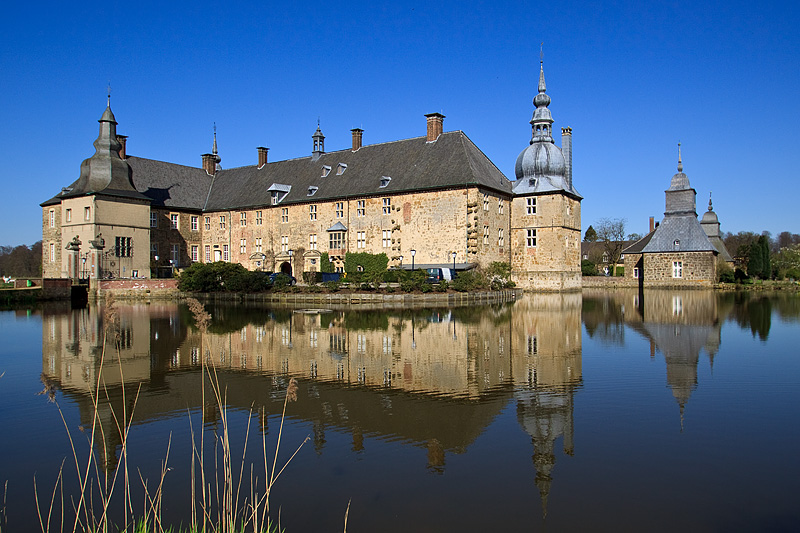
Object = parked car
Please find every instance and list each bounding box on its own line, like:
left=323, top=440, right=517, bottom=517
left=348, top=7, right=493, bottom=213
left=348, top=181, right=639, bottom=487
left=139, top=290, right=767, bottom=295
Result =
left=425, top=268, right=456, bottom=283
left=269, top=272, right=297, bottom=286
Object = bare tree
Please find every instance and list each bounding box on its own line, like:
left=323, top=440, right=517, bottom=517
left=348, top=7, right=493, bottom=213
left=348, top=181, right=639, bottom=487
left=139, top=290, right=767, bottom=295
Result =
left=595, top=218, right=627, bottom=275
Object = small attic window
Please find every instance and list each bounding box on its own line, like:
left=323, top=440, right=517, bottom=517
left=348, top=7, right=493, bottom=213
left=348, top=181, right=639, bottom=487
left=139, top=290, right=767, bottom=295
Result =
left=673, top=239, right=680, bottom=250
left=529, top=178, right=537, bottom=187
left=336, top=163, right=348, bottom=175
left=380, top=176, right=391, bottom=188
left=322, top=165, right=331, bottom=177
left=307, top=186, right=319, bottom=196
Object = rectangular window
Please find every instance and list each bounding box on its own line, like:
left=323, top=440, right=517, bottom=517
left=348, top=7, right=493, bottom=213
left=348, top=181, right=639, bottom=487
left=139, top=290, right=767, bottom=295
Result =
left=204, top=245, right=211, bottom=262
left=219, top=215, right=226, bottom=230
left=255, top=211, right=262, bottom=225
left=191, top=245, right=199, bottom=262
left=150, top=212, right=157, bottom=228
left=483, top=193, right=489, bottom=211
left=382, top=230, right=391, bottom=248
left=330, top=231, right=345, bottom=249
left=310, top=205, right=317, bottom=221
left=151, top=243, right=158, bottom=257
left=357, top=231, right=366, bottom=249
left=191, top=216, right=198, bottom=231
left=382, top=197, right=391, bottom=214
left=526, top=197, right=537, bottom=215
left=335, top=202, right=344, bottom=218
left=498, top=228, right=504, bottom=247
left=240, top=212, right=246, bottom=226
left=240, top=239, right=246, bottom=254
left=633, top=267, right=640, bottom=279
left=281, top=235, right=288, bottom=252
left=49, top=209, right=55, bottom=228
left=49, top=243, right=55, bottom=262
left=115, top=236, right=132, bottom=257
left=484, top=225, right=489, bottom=245
left=498, top=199, right=504, bottom=215
left=255, top=238, right=262, bottom=253
left=356, top=200, right=365, bottom=217
left=65, top=209, right=72, bottom=223
left=84, top=207, right=91, bottom=221
left=526, top=229, right=537, bottom=248
left=271, top=192, right=279, bottom=205
left=170, top=214, right=179, bottom=229
left=223, top=245, right=229, bottom=261
left=309, top=234, right=317, bottom=250
left=672, top=261, right=683, bottom=278
left=281, top=208, right=288, bottom=223
left=171, top=244, right=179, bottom=264
left=204, top=217, right=211, bottom=230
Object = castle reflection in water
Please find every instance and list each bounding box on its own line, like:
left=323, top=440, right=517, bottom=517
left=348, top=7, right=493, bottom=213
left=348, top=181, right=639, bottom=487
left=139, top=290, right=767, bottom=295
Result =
left=41, top=289, right=760, bottom=516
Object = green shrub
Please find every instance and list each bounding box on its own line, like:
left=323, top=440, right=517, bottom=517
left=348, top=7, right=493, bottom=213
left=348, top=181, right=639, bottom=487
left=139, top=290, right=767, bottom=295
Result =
left=719, top=269, right=735, bottom=283
left=344, top=252, right=388, bottom=277
left=178, top=262, right=270, bottom=293
left=434, top=280, right=449, bottom=292
left=615, top=266, right=624, bottom=277
left=322, top=280, right=341, bottom=292
left=581, top=260, right=598, bottom=276
left=451, top=270, right=485, bottom=292
left=420, top=282, right=432, bottom=293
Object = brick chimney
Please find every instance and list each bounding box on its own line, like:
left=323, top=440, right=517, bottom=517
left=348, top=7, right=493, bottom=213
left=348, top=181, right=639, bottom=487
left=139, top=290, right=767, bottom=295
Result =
left=561, top=127, right=572, bottom=189
left=116, top=135, right=128, bottom=159
left=257, top=146, right=269, bottom=168
left=649, top=216, right=655, bottom=233
left=202, top=153, right=217, bottom=175
left=351, top=128, right=363, bottom=151
left=425, top=113, right=445, bottom=142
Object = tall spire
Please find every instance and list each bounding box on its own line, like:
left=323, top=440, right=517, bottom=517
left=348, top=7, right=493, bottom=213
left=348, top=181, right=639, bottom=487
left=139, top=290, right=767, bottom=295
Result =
left=530, top=45, right=554, bottom=144
left=212, top=122, right=218, bottom=156
left=677, top=142, right=683, bottom=172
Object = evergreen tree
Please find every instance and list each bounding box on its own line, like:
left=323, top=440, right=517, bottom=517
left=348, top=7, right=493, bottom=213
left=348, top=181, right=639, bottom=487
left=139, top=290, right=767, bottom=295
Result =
left=584, top=225, right=597, bottom=242
left=747, top=238, right=764, bottom=279
left=760, top=235, right=772, bottom=279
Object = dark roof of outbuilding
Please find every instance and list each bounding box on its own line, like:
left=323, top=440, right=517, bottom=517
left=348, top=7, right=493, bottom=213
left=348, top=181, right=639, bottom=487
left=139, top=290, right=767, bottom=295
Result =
left=204, top=131, right=511, bottom=211
left=622, top=230, right=656, bottom=254
left=641, top=216, right=717, bottom=254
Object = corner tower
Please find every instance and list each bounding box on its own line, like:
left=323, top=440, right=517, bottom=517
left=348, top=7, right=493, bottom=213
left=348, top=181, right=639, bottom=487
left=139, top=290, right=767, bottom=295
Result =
left=510, top=56, right=582, bottom=291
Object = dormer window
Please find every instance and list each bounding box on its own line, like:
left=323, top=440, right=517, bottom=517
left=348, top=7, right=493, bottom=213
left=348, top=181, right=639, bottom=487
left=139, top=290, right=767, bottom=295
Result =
left=337, top=163, right=348, bottom=175
left=322, top=165, right=331, bottom=177
left=379, top=176, right=391, bottom=188
left=271, top=192, right=279, bottom=205
left=673, top=239, right=680, bottom=250
left=529, top=177, right=538, bottom=187
left=307, top=186, right=318, bottom=196
left=268, top=183, right=291, bottom=205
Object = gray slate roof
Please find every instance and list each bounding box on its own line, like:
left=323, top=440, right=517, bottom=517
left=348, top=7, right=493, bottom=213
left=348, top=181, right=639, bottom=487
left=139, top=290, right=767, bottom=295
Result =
left=127, top=157, right=213, bottom=210
left=640, top=216, right=717, bottom=254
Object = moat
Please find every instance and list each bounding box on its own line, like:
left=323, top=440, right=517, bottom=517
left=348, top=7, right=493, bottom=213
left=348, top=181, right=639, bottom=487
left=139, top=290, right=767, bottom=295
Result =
left=1, top=289, right=798, bottom=531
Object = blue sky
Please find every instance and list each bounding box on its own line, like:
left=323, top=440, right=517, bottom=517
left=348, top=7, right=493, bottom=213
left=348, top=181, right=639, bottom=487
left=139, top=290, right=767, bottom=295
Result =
left=2, top=0, right=798, bottom=247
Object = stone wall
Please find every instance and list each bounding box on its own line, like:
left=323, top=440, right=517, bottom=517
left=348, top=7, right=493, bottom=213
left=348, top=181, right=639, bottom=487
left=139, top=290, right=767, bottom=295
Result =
left=96, top=278, right=180, bottom=299
left=643, top=251, right=716, bottom=287
left=42, top=205, right=62, bottom=278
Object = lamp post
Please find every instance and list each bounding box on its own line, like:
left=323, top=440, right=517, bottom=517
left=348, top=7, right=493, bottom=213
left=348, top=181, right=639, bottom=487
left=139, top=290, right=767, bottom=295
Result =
left=288, top=249, right=294, bottom=277
left=399, top=255, right=403, bottom=269
left=154, top=255, right=159, bottom=279
left=452, top=251, right=457, bottom=273
left=410, top=249, right=416, bottom=271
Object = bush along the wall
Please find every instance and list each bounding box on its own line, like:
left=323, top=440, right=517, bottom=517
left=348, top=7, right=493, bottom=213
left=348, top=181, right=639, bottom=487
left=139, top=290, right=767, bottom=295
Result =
left=344, top=252, right=389, bottom=277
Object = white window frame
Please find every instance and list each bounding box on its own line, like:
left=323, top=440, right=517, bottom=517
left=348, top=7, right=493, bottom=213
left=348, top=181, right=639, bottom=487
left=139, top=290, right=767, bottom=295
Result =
left=357, top=200, right=365, bottom=217
left=240, top=239, right=246, bottom=254
left=191, top=216, right=199, bottom=231
left=310, top=205, right=317, bottom=221
left=281, top=208, right=288, bottom=223
left=84, top=206, right=91, bottom=221
left=382, top=230, right=391, bottom=248
left=191, top=245, right=199, bottom=262
left=240, top=212, right=247, bottom=226
left=255, top=211, right=262, bottom=225
left=526, top=197, right=536, bottom=215
left=223, top=244, right=229, bottom=261
left=526, top=228, right=537, bottom=248
left=483, top=225, right=489, bottom=245
left=65, top=208, right=72, bottom=223
left=281, top=235, right=289, bottom=252
left=219, top=215, right=226, bottom=230
left=171, top=214, right=179, bottom=229
left=309, top=234, right=317, bottom=250
left=330, top=231, right=345, bottom=249
left=498, top=199, right=504, bottom=215
left=255, top=238, right=262, bottom=253
left=49, top=209, right=55, bottom=228
left=357, top=231, right=366, bottom=249
left=171, top=243, right=180, bottom=264
left=382, top=197, right=391, bottom=214
left=204, top=216, right=211, bottom=230
left=498, top=228, right=504, bottom=247
left=672, top=261, right=683, bottom=278
left=205, top=245, right=211, bottom=262
left=335, top=202, right=344, bottom=218
left=483, top=193, right=489, bottom=211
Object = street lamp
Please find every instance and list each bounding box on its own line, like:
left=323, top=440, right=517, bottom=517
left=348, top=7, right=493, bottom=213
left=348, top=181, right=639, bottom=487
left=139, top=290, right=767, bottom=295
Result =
left=452, top=251, right=457, bottom=273
left=399, top=255, right=404, bottom=268
left=154, top=255, right=159, bottom=279
left=410, top=249, right=416, bottom=271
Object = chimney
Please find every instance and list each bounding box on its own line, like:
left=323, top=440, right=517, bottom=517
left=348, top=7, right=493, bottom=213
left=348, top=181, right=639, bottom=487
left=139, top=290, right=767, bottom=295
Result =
left=202, top=153, right=217, bottom=175
left=351, top=128, right=363, bottom=151
left=116, top=135, right=128, bottom=159
left=561, top=127, right=572, bottom=188
left=425, top=113, right=445, bottom=142
left=257, top=146, right=269, bottom=168
left=649, top=216, right=655, bottom=233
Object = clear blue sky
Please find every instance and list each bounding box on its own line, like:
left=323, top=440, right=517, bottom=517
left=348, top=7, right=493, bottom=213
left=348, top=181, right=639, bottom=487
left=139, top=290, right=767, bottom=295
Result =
left=2, top=0, right=798, bottom=247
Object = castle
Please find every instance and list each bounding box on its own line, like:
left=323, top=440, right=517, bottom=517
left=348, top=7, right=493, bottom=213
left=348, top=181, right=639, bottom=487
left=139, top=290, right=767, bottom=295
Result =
left=41, top=61, right=582, bottom=291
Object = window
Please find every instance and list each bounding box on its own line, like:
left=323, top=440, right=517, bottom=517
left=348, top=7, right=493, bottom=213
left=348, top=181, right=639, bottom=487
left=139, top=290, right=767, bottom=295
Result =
left=255, top=211, right=262, bottom=225
left=633, top=267, right=640, bottom=279
left=673, top=239, right=680, bottom=250
left=255, top=238, right=262, bottom=253
left=281, top=208, right=288, bottom=223
left=498, top=228, right=504, bottom=247
left=357, top=231, right=366, bottom=249
left=672, top=261, right=683, bottom=278
left=336, top=163, right=347, bottom=175
left=219, top=215, right=226, bottom=230
left=240, top=239, right=246, bottom=254
left=309, top=234, right=317, bottom=250
left=382, top=197, right=391, bottom=214
left=271, top=192, right=279, bottom=205
left=307, top=186, right=318, bottom=196
left=151, top=243, right=158, bottom=257
left=382, top=230, right=391, bottom=248
left=322, top=165, right=331, bottom=177
left=49, top=243, right=55, bottom=262
left=223, top=245, right=229, bottom=261
left=48, top=209, right=55, bottom=228
left=191, top=245, right=199, bottom=262
left=498, top=199, right=504, bottom=215
left=84, top=207, right=91, bottom=221
left=205, top=245, right=211, bottom=262
left=483, top=193, right=489, bottom=211
left=191, top=216, right=198, bottom=231
left=357, top=200, right=365, bottom=217
left=380, top=176, right=391, bottom=188
left=66, top=209, right=72, bottom=222
left=281, top=235, right=288, bottom=252
left=115, top=236, right=132, bottom=257
left=310, top=205, right=317, bottom=221
left=330, top=231, right=345, bottom=249
left=335, top=202, right=344, bottom=218
left=526, top=229, right=537, bottom=247
left=204, top=216, right=211, bottom=230
left=240, top=212, right=247, bottom=226
left=484, top=225, right=489, bottom=245
left=526, top=197, right=536, bottom=215
left=171, top=244, right=179, bottom=264
left=148, top=212, right=157, bottom=228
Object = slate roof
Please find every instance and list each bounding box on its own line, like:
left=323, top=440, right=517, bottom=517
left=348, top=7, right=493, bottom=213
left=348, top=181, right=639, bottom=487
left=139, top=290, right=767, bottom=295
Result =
left=640, top=216, right=717, bottom=254
left=622, top=230, right=655, bottom=254
left=127, top=157, right=213, bottom=210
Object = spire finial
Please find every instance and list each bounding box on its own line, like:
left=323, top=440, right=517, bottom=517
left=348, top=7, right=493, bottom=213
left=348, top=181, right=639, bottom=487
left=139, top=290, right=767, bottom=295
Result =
left=106, top=82, right=112, bottom=107
left=212, top=122, right=218, bottom=155
left=540, top=42, right=544, bottom=64
left=677, top=142, right=683, bottom=172
left=538, top=44, right=546, bottom=94
left=708, top=191, right=713, bottom=211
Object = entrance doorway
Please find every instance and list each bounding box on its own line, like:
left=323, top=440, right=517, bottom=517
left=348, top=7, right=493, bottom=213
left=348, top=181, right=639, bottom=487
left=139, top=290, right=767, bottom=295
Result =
left=280, top=261, right=292, bottom=276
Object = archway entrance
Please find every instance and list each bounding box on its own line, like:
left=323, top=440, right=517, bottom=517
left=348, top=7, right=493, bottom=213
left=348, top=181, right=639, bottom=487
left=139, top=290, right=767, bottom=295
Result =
left=279, top=261, right=292, bottom=276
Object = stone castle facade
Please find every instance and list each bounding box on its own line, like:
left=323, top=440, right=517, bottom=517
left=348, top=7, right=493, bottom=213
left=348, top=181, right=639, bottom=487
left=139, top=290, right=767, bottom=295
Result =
left=41, top=62, right=581, bottom=291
